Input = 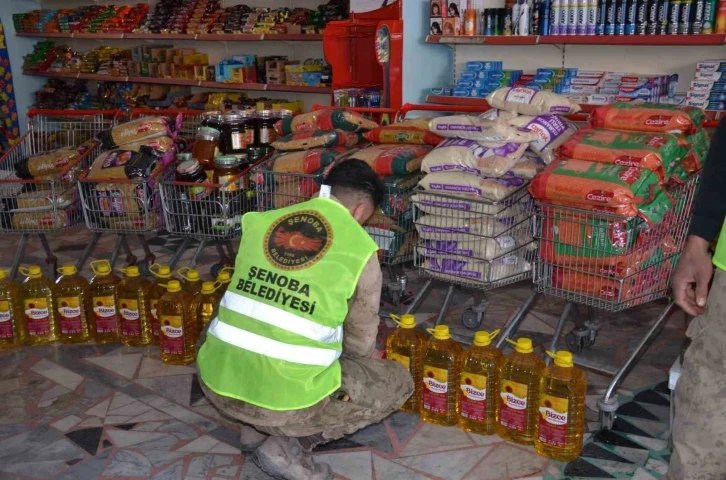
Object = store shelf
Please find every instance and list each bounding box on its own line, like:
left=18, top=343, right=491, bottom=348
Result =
left=16, top=32, right=324, bottom=41
left=23, top=71, right=332, bottom=94
left=426, top=34, right=726, bottom=46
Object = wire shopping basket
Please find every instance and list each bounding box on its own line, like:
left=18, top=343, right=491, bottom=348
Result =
left=0, top=109, right=117, bottom=279
left=131, top=109, right=205, bottom=139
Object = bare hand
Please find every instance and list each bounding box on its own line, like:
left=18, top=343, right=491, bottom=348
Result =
left=672, top=236, right=713, bottom=316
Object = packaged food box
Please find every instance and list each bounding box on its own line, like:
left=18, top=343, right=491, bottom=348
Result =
left=465, top=61, right=503, bottom=72
left=695, top=71, right=724, bottom=81
left=689, top=80, right=726, bottom=92
left=696, top=60, right=726, bottom=73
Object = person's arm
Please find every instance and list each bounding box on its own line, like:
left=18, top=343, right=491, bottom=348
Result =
left=672, top=117, right=726, bottom=316
left=342, top=254, right=383, bottom=358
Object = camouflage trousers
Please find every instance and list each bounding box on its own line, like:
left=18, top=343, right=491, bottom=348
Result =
left=199, top=349, right=413, bottom=441
left=668, top=268, right=726, bottom=480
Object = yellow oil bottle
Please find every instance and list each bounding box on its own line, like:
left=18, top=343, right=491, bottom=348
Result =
left=158, top=280, right=196, bottom=365
left=19, top=265, right=58, bottom=345
left=148, top=263, right=173, bottom=345
left=497, top=337, right=545, bottom=445
left=178, top=267, right=202, bottom=296
left=458, top=330, right=503, bottom=435
left=215, top=267, right=233, bottom=302
left=117, top=266, right=153, bottom=346
left=0, top=268, right=24, bottom=348
left=385, top=314, right=427, bottom=413
left=89, top=260, right=121, bottom=344
left=54, top=265, right=91, bottom=344
left=196, top=281, right=220, bottom=333
left=535, top=351, right=588, bottom=462
left=421, top=325, right=463, bottom=426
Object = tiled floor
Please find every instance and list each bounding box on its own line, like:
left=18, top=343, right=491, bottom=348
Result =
left=0, top=229, right=687, bottom=479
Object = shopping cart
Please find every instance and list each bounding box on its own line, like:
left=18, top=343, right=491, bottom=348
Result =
left=0, top=109, right=117, bottom=279
left=131, top=108, right=205, bottom=139
left=533, top=173, right=700, bottom=428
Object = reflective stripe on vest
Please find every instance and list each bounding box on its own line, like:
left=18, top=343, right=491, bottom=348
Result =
left=207, top=317, right=341, bottom=367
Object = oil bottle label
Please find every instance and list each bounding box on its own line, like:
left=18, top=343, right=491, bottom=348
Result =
left=150, top=299, right=160, bottom=338
left=538, top=394, right=569, bottom=448
left=0, top=300, right=13, bottom=339
left=58, top=296, right=83, bottom=335
left=160, top=315, right=185, bottom=355
left=422, top=365, right=449, bottom=414
left=119, top=298, right=141, bottom=337
left=24, top=297, right=50, bottom=337
left=460, top=372, right=487, bottom=422
left=92, top=296, right=118, bottom=334
left=500, top=379, right=529, bottom=432
left=388, top=352, right=411, bottom=370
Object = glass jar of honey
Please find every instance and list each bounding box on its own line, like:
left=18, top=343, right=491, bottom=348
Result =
left=192, top=127, right=219, bottom=171
left=254, top=110, right=277, bottom=147
left=220, top=111, right=250, bottom=156
left=213, top=155, right=244, bottom=192
left=201, top=111, right=223, bottom=132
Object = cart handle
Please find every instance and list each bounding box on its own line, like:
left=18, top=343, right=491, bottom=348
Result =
left=131, top=108, right=206, bottom=118
left=28, top=109, right=121, bottom=117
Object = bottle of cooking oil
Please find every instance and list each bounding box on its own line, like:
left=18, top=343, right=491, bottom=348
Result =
left=178, top=267, right=202, bottom=296
left=421, top=325, right=463, bottom=426
left=386, top=314, right=427, bottom=413
left=497, top=337, right=545, bottom=445
left=89, top=260, right=121, bottom=344
left=0, top=268, right=24, bottom=348
left=19, top=265, right=58, bottom=345
left=535, top=350, right=587, bottom=461
left=458, top=330, right=503, bottom=435
left=196, top=281, right=220, bottom=333
left=54, top=265, right=91, bottom=344
left=215, top=267, right=233, bottom=302
left=148, top=263, right=173, bottom=345
left=158, top=280, right=196, bottom=365
left=117, top=266, right=153, bottom=346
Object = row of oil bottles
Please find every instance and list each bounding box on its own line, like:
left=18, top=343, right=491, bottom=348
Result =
left=386, top=315, right=587, bottom=463
left=0, top=260, right=234, bottom=366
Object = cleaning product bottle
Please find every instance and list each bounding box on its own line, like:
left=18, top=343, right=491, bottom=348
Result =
left=117, top=266, right=153, bottom=346
left=89, top=260, right=121, bottom=344
left=54, top=264, right=91, bottom=344
left=158, top=280, right=196, bottom=365
left=535, top=350, right=587, bottom=461
left=385, top=314, right=427, bottom=413
left=178, top=267, right=202, bottom=296
left=458, top=330, right=503, bottom=435
left=0, top=268, right=24, bottom=348
left=149, top=263, right=173, bottom=345
left=196, top=281, right=221, bottom=333
left=19, top=265, right=58, bottom=345
left=497, top=337, right=545, bottom=445
left=421, top=325, right=463, bottom=426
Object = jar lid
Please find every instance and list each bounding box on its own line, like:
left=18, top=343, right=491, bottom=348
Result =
left=203, top=110, right=222, bottom=118
left=255, top=109, right=274, bottom=119
left=274, top=109, right=293, bottom=119
left=196, top=126, right=220, bottom=139
left=222, top=111, right=244, bottom=122
left=176, top=152, right=192, bottom=162
left=214, top=155, right=241, bottom=166
left=177, top=159, right=202, bottom=175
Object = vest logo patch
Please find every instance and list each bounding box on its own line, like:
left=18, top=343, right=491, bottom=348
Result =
left=264, top=210, right=332, bottom=271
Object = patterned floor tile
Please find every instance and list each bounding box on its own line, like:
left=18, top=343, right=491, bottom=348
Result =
left=399, top=422, right=475, bottom=456
left=315, top=451, right=373, bottom=480
left=85, top=353, right=143, bottom=379
left=65, top=426, right=102, bottom=456
left=395, top=446, right=492, bottom=479
left=373, top=454, right=429, bottom=480
left=137, top=356, right=197, bottom=378
left=103, top=450, right=153, bottom=477
left=464, top=444, right=547, bottom=480
left=135, top=375, right=194, bottom=406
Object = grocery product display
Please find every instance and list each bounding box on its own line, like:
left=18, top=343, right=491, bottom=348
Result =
left=420, top=325, right=463, bottom=426
left=386, top=314, right=428, bottom=413
left=458, top=329, right=503, bottom=435
left=54, top=264, right=91, bottom=344
left=19, top=265, right=58, bottom=346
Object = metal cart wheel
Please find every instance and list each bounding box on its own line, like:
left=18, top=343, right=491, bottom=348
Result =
left=566, top=326, right=598, bottom=353
left=462, top=300, right=489, bottom=330
left=387, top=281, right=403, bottom=306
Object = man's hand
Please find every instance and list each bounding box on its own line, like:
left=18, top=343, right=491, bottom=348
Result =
left=672, top=236, right=714, bottom=316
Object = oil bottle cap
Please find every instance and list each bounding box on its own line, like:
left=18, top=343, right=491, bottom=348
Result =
left=391, top=314, right=416, bottom=329
left=91, top=260, right=112, bottom=276
left=507, top=337, right=534, bottom=354
left=119, top=266, right=140, bottom=277
left=178, top=267, right=200, bottom=282
left=547, top=350, right=574, bottom=367
left=217, top=267, right=234, bottom=283
left=20, top=265, right=43, bottom=279
left=427, top=325, right=451, bottom=340
left=150, top=263, right=172, bottom=279
left=166, top=280, right=182, bottom=293
left=473, top=329, right=500, bottom=347
left=201, top=281, right=219, bottom=295
left=0, top=268, right=9, bottom=280
left=58, top=264, right=78, bottom=276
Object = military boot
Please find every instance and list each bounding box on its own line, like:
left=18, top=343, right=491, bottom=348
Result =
left=251, top=436, right=333, bottom=480
left=240, top=424, right=268, bottom=453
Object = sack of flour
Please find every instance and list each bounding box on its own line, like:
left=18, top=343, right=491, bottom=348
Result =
left=509, top=115, right=578, bottom=163
left=419, top=171, right=528, bottom=202
left=487, top=87, right=581, bottom=116
left=428, top=116, right=538, bottom=143
left=421, top=138, right=528, bottom=178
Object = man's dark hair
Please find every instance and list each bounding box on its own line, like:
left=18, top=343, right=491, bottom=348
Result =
left=324, top=159, right=384, bottom=209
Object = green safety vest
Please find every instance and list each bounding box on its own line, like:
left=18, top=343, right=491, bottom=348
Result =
left=197, top=197, right=379, bottom=411
left=714, top=220, right=726, bottom=271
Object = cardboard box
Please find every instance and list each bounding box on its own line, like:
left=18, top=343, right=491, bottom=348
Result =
left=690, top=80, right=726, bottom=92
left=443, top=0, right=461, bottom=17
left=282, top=23, right=302, bottom=34
left=256, top=100, right=305, bottom=113
left=430, top=18, right=443, bottom=35
left=695, top=71, right=724, bottom=81
left=696, top=60, right=726, bottom=73
left=465, top=61, right=503, bottom=72
left=431, top=0, right=443, bottom=17
left=442, top=17, right=460, bottom=35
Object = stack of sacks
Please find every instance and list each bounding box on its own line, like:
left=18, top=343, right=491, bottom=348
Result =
left=262, top=109, right=377, bottom=210
left=529, top=102, right=709, bottom=302
left=4, top=138, right=97, bottom=230
left=84, top=116, right=178, bottom=230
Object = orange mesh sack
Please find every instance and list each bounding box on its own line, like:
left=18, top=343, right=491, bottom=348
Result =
left=589, top=103, right=705, bottom=134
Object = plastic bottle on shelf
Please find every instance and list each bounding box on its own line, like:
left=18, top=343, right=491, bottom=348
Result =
left=158, top=280, right=196, bottom=365
left=421, top=325, right=463, bottom=426
left=196, top=281, right=221, bottom=334
left=178, top=267, right=203, bottom=296
left=149, top=263, right=173, bottom=345
left=385, top=314, right=427, bottom=413
left=535, top=350, right=587, bottom=461
left=54, top=264, right=91, bottom=344
left=89, top=260, right=121, bottom=344
left=117, top=266, right=153, bottom=346
left=19, top=265, right=58, bottom=345
left=0, top=268, right=24, bottom=348
left=458, top=330, right=503, bottom=435
left=497, top=337, right=545, bottom=445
